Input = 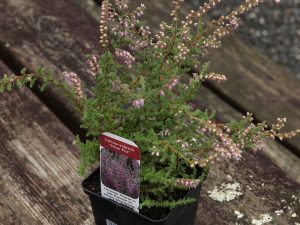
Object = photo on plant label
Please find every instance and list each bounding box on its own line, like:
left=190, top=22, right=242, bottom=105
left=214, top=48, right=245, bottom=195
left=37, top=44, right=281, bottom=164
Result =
left=101, top=147, right=140, bottom=199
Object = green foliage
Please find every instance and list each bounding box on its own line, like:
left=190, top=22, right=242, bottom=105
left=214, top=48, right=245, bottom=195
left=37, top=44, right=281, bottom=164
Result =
left=140, top=197, right=196, bottom=209
left=75, top=136, right=99, bottom=176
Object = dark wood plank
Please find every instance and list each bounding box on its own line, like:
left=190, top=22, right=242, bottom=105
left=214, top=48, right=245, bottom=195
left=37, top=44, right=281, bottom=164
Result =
left=0, top=0, right=100, bottom=135
left=0, top=61, right=93, bottom=225
left=196, top=152, right=300, bottom=225
left=195, top=85, right=300, bottom=224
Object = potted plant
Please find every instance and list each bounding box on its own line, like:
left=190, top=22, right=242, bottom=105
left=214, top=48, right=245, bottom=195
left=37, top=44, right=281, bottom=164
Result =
left=0, top=0, right=299, bottom=224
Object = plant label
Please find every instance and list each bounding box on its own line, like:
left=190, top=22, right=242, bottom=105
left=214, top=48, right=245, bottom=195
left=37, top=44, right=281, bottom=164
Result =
left=106, top=219, right=117, bottom=225
left=100, top=132, right=141, bottom=212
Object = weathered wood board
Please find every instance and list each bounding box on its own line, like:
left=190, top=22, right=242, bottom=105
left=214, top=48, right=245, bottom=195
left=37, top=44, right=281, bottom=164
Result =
left=196, top=152, right=300, bottom=225
left=0, top=0, right=100, bottom=135
left=208, top=37, right=300, bottom=155
left=0, top=61, right=93, bottom=225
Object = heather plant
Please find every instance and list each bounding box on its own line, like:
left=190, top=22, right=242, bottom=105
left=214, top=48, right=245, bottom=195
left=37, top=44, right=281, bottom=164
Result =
left=0, top=0, right=299, bottom=210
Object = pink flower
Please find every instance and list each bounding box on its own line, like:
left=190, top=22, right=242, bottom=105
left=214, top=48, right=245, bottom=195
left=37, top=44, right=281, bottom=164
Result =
left=165, top=78, right=179, bottom=90
left=115, top=49, right=135, bottom=68
left=62, top=71, right=84, bottom=99
left=86, top=55, right=99, bottom=77
left=176, top=179, right=199, bottom=188
left=132, top=99, right=145, bottom=108
left=159, top=90, right=165, bottom=96
left=229, top=16, right=239, bottom=29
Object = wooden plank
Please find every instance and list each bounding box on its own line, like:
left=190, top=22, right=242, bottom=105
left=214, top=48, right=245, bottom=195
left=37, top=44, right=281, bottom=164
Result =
left=193, top=91, right=300, bottom=224
left=196, top=152, right=300, bottom=225
left=0, top=0, right=100, bottom=135
left=0, top=61, right=92, bottom=225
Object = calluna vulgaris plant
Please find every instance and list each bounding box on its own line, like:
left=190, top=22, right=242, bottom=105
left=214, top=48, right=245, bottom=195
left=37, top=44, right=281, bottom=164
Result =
left=0, top=0, right=299, bottom=210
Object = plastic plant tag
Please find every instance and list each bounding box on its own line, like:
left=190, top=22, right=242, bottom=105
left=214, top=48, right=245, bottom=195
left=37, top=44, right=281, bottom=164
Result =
left=100, top=132, right=141, bottom=212
left=106, top=219, right=117, bottom=225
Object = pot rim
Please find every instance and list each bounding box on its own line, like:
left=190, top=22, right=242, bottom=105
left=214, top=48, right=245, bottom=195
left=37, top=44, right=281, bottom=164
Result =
left=82, top=167, right=202, bottom=222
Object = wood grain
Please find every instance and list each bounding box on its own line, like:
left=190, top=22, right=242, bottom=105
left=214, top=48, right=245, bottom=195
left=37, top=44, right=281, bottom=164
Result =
left=0, top=61, right=92, bottom=225
left=0, top=0, right=100, bottom=135
left=196, top=152, right=300, bottom=225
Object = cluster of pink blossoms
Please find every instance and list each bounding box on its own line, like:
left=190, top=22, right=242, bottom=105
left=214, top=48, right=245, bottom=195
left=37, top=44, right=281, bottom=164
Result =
left=175, top=178, right=200, bottom=188
left=206, top=73, right=227, bottom=82
left=62, top=72, right=84, bottom=99
left=201, top=120, right=242, bottom=162
left=134, top=3, right=146, bottom=17
left=109, top=2, right=150, bottom=51
left=182, top=0, right=221, bottom=28
left=203, top=16, right=240, bottom=50
left=99, top=0, right=109, bottom=48
left=174, top=43, right=189, bottom=63
left=114, top=0, right=130, bottom=11
left=86, top=55, right=99, bottom=77
left=115, top=49, right=135, bottom=68
left=160, top=78, right=179, bottom=96
left=252, top=140, right=265, bottom=152
left=166, top=78, right=179, bottom=90
left=132, top=99, right=145, bottom=108
left=154, top=31, right=167, bottom=49
left=229, top=16, right=239, bottom=29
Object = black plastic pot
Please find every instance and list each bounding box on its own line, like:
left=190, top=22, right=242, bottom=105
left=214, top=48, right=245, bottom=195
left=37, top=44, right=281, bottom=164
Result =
left=82, top=168, right=202, bottom=225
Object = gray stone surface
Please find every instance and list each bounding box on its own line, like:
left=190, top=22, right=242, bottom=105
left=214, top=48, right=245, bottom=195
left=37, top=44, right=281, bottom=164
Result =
left=190, top=0, right=300, bottom=79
